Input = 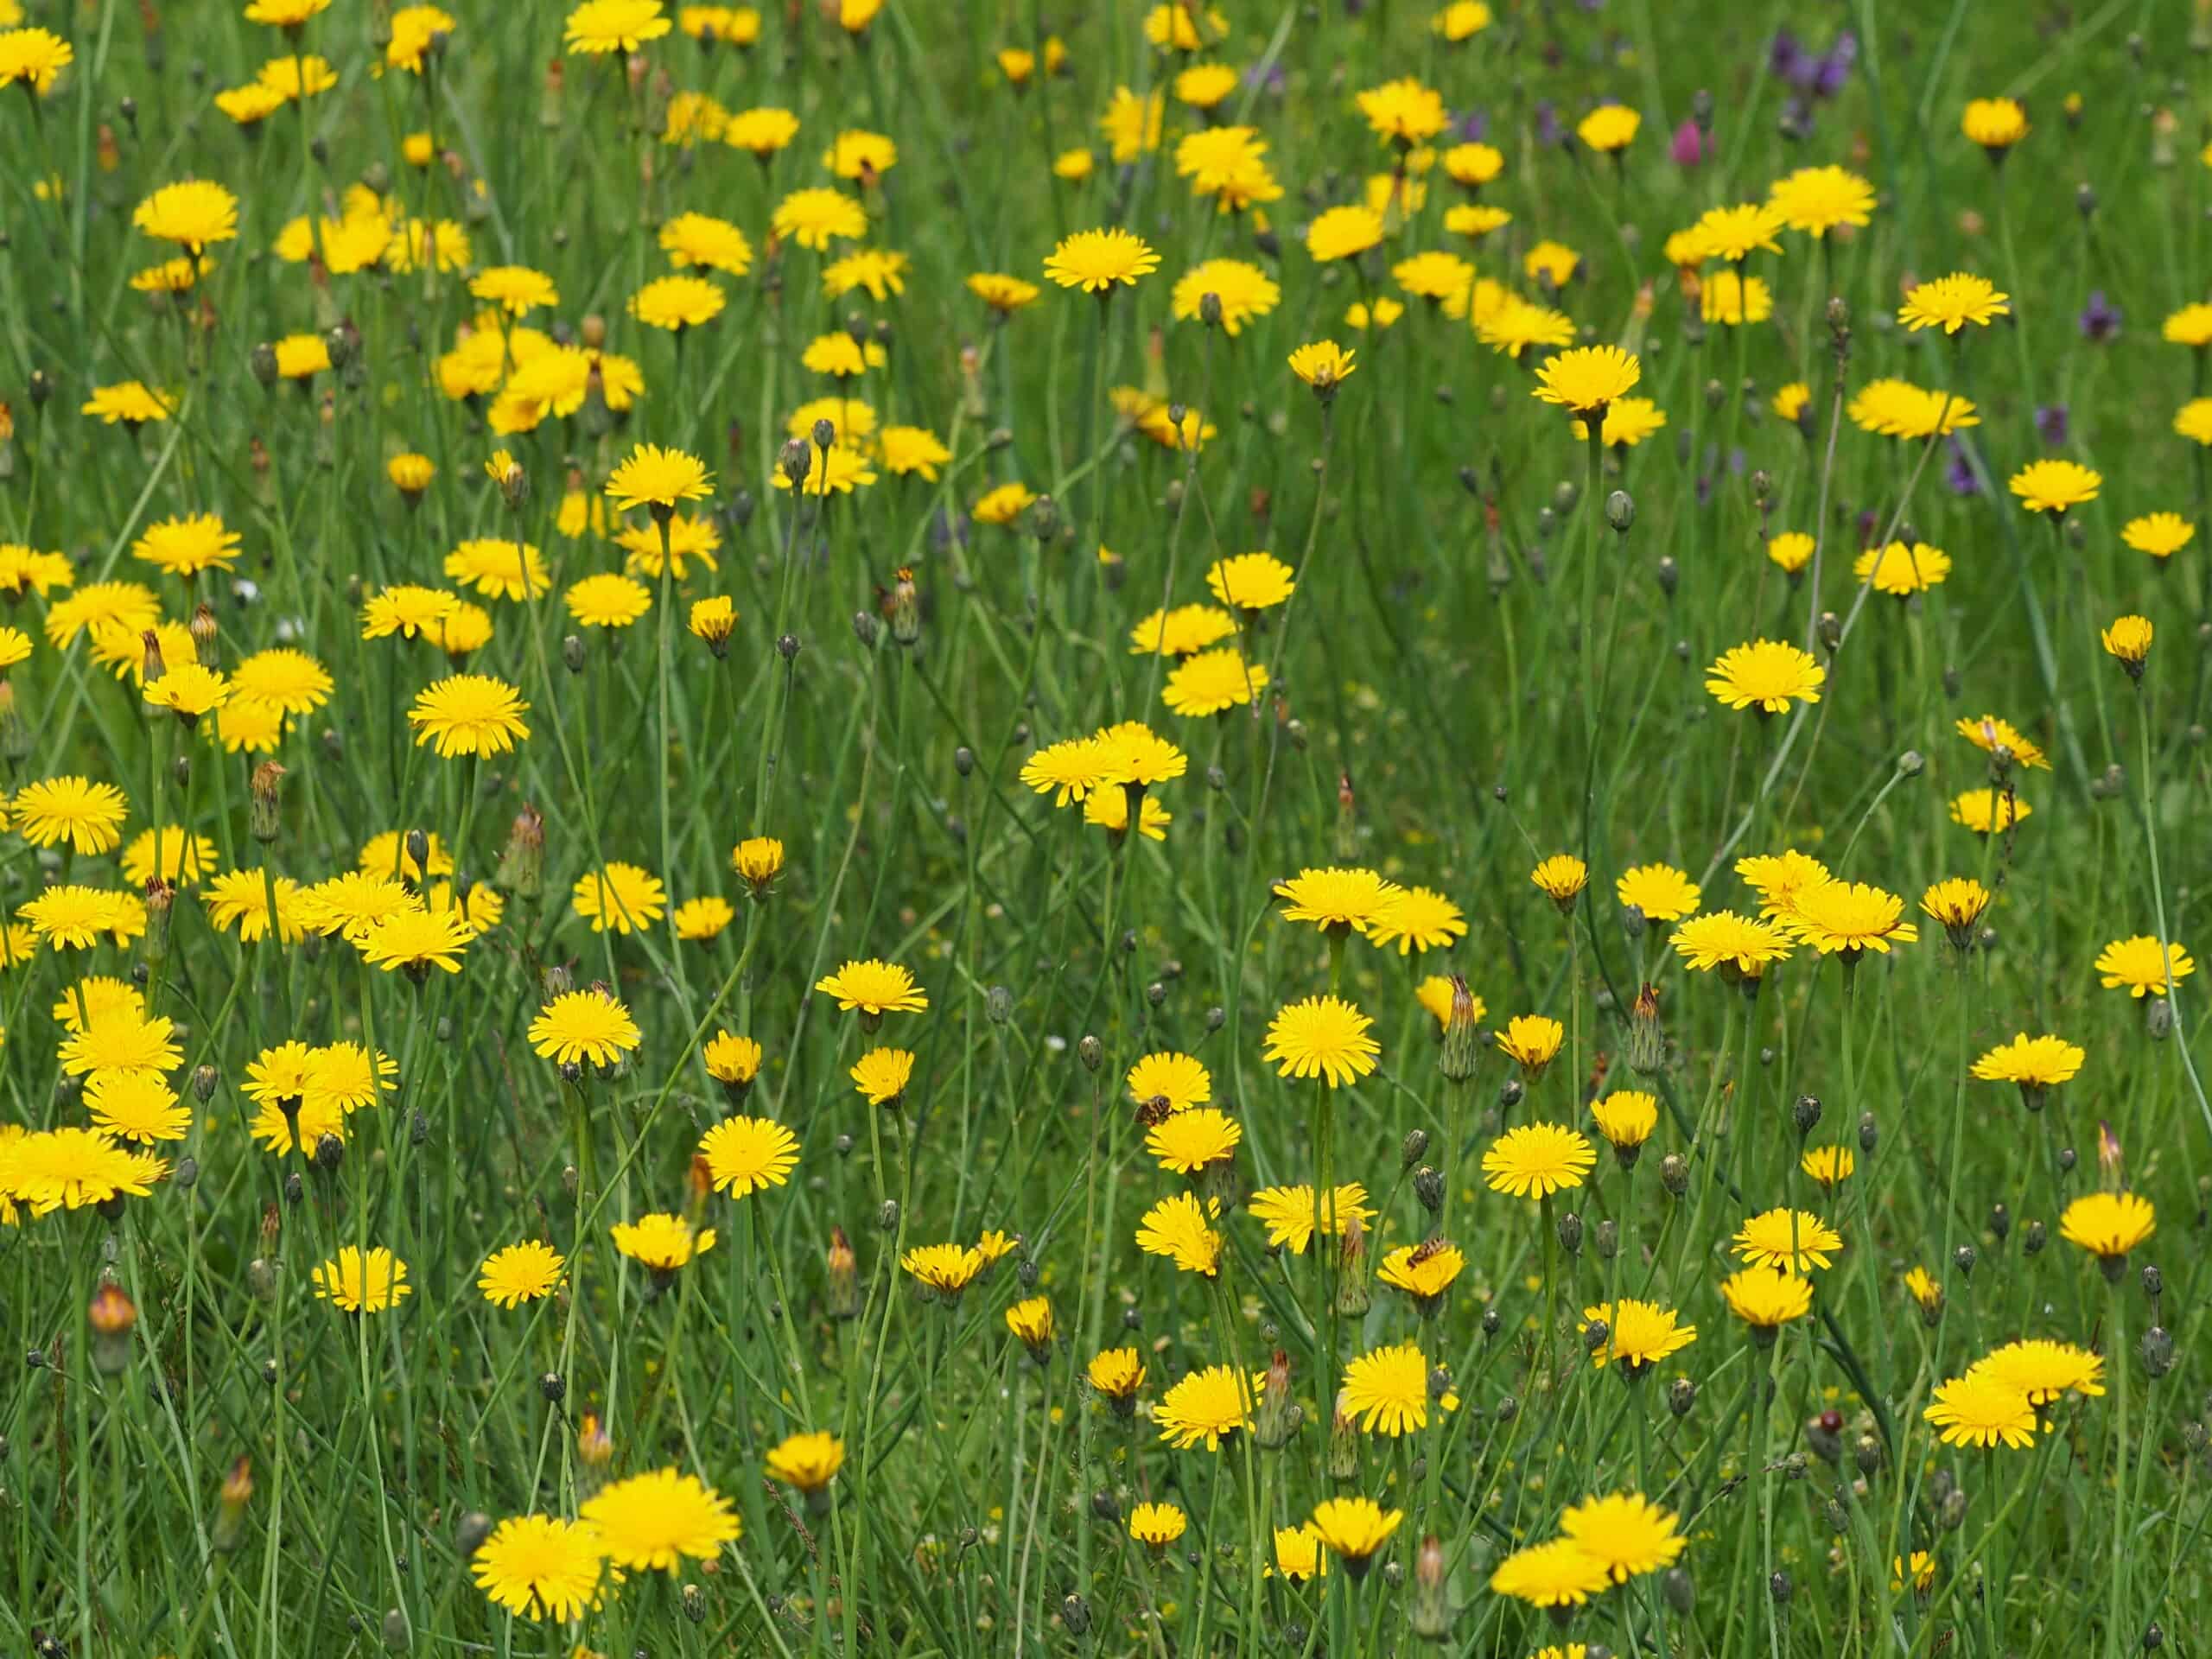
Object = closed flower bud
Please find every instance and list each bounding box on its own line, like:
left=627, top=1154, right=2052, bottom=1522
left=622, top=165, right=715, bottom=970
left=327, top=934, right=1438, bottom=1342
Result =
left=88, top=1283, right=137, bottom=1375
left=890, top=567, right=920, bottom=646
left=192, top=1063, right=219, bottom=1103
left=213, top=1456, right=254, bottom=1553
left=1859, top=1113, right=1878, bottom=1154
left=1605, top=489, right=1636, bottom=532
left=1337, top=1212, right=1371, bottom=1315
left=454, top=1512, right=493, bottom=1559
left=852, top=610, right=880, bottom=647
left=1941, top=1489, right=1969, bottom=1530
left=248, top=760, right=286, bottom=843
left=877, top=1200, right=899, bottom=1233
left=142, top=878, right=174, bottom=966
left=497, top=804, right=545, bottom=898
left=1664, top=1567, right=1695, bottom=1613
left=2142, top=1325, right=2177, bottom=1378
left=1402, top=1128, right=1430, bottom=1168
left=1326, top=1391, right=1361, bottom=1480
left=1440, top=976, right=1482, bottom=1081
left=251, top=340, right=279, bottom=388
left=2141, top=1263, right=2163, bottom=1301
left=1413, top=1166, right=1444, bottom=1213
left=1409, top=1534, right=1454, bottom=1640
left=561, top=633, right=586, bottom=673
left=1555, top=1210, right=1583, bottom=1255
left=1770, top=1571, right=1792, bottom=1605
left=1792, top=1093, right=1821, bottom=1136
left=1090, top=1490, right=1120, bottom=1523
left=1078, top=1035, right=1103, bottom=1072
left=1059, top=1593, right=1090, bottom=1637
left=1660, top=1153, right=1689, bottom=1197
left=1669, top=1376, right=1697, bottom=1417
left=2023, top=1218, right=2046, bottom=1255
left=1595, top=1218, right=1618, bottom=1259
left=1953, top=1244, right=1975, bottom=1278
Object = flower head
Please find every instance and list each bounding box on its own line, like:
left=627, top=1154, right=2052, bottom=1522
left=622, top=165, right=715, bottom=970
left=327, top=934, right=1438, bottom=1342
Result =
left=2094, top=934, right=2193, bottom=997
left=2058, top=1191, right=2155, bottom=1261
left=698, top=1115, right=799, bottom=1198
left=1733, top=1207, right=1842, bottom=1273
left=1720, top=1268, right=1815, bottom=1331
left=1899, top=272, right=2009, bottom=333
left=1580, top=1298, right=1697, bottom=1373
left=1247, top=1183, right=1375, bottom=1255
left=1706, top=639, right=1824, bottom=713
left=581, top=1468, right=741, bottom=1572
left=1274, top=867, right=1399, bottom=937
left=1615, top=863, right=1700, bottom=922
left=1135, top=1190, right=1223, bottom=1275
left=2009, top=459, right=2101, bottom=514
left=1307, top=1497, right=1402, bottom=1576
left=815, top=958, right=928, bottom=1016
left=1494, top=1014, right=1565, bottom=1078
left=1154, top=1363, right=1254, bottom=1450
left=1340, top=1344, right=1432, bottom=1435
left=528, top=989, right=642, bottom=1068
left=611, top=1213, right=716, bottom=1272
left=1925, top=1371, right=2036, bottom=1449
left=1264, top=995, right=1380, bottom=1086
left=478, top=1242, right=567, bottom=1308
left=470, top=1516, right=607, bottom=1622
left=1483, top=1122, right=1592, bottom=1198
left=1559, top=1493, right=1686, bottom=1582
left=1490, top=1539, right=1612, bottom=1607
left=1532, top=345, right=1640, bottom=416
left=311, top=1246, right=411, bottom=1313
left=1043, top=228, right=1160, bottom=293
left=407, top=675, right=530, bottom=757
left=1962, top=97, right=2029, bottom=151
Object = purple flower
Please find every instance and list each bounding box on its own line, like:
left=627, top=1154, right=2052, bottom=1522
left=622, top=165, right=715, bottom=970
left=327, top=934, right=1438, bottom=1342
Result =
left=2078, top=290, right=2122, bottom=343
left=1671, top=120, right=1704, bottom=167
left=2035, top=404, right=2070, bottom=448
left=1535, top=101, right=1562, bottom=149
left=1809, top=33, right=1857, bottom=99
left=1770, top=29, right=1806, bottom=80
left=1240, top=60, right=1286, bottom=97
left=1454, top=107, right=1490, bottom=143
left=1945, top=441, right=1980, bottom=495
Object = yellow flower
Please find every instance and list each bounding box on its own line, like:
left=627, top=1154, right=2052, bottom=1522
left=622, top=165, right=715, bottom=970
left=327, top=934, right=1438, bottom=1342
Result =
left=1576, top=105, right=1639, bottom=152
left=2094, top=934, right=2192, bottom=997
left=1733, top=1207, right=1842, bottom=1273
left=564, top=0, right=670, bottom=54
left=849, top=1046, right=915, bottom=1106
left=1494, top=1014, right=1565, bottom=1078
left=1481, top=1122, right=1592, bottom=1198
left=1924, top=1372, right=2036, bottom=1449
left=1356, top=76, right=1447, bottom=147
left=1705, top=639, right=1824, bottom=713
left=580, top=1468, right=741, bottom=1571
left=1768, top=165, right=1874, bottom=236
left=1042, top=227, right=1160, bottom=293
left=814, top=958, right=927, bottom=1016
left=1615, top=863, right=1700, bottom=921
left=765, top=1431, right=845, bottom=1492
left=696, top=1114, right=800, bottom=1198
left=1263, top=996, right=1380, bottom=1086
left=1135, top=1190, right=1223, bottom=1275
left=1529, top=854, right=1588, bottom=907
left=469, top=1515, right=606, bottom=1623
left=1949, top=787, right=2031, bottom=834
left=311, top=1246, right=411, bottom=1313
left=1899, top=271, right=2010, bottom=333
left=1579, top=1298, right=1697, bottom=1373
left=1531, top=345, right=1640, bottom=416
left=528, top=989, right=642, bottom=1068
left=2008, top=458, right=2101, bottom=514
left=2122, top=512, right=2194, bottom=559
left=1247, top=1183, right=1374, bottom=1255
left=610, top=1212, right=716, bottom=1272
left=1961, top=96, right=2030, bottom=151
left=479, top=1242, right=567, bottom=1308
left=1559, top=1492, right=1686, bottom=1583
left=2058, top=1190, right=2155, bottom=1262
left=605, top=442, right=712, bottom=514
left=2100, top=614, right=2152, bottom=671
left=1307, top=1497, right=1402, bottom=1576
left=1306, top=204, right=1386, bottom=263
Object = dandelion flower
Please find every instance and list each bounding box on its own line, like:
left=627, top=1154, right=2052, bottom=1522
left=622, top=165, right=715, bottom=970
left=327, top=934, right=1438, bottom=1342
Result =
left=611, top=1213, right=716, bottom=1272
left=849, top=1046, right=915, bottom=1106
left=1154, top=1363, right=1254, bottom=1450
left=697, top=1115, right=799, bottom=1198
left=1580, top=1298, right=1697, bottom=1373
left=1950, top=788, right=2031, bottom=834
left=528, top=990, right=642, bottom=1068
left=1307, top=1497, right=1402, bottom=1577
left=1368, top=886, right=1466, bottom=955
left=1961, top=97, right=2029, bottom=151
left=1559, top=1493, right=1686, bottom=1582
left=1853, top=540, right=1950, bottom=594
left=1263, top=996, right=1379, bottom=1087
left=1247, top=1183, right=1375, bottom=1255
left=1720, top=1268, right=1815, bottom=1332
left=1483, top=1122, right=1593, bottom=1198
left=1899, top=272, right=2009, bottom=333
left=2058, top=1190, right=2155, bottom=1264
left=1493, top=1014, right=1565, bottom=1078
left=1532, top=345, right=1640, bottom=416
left=311, top=1246, right=411, bottom=1313
left=1490, top=1539, right=1612, bottom=1607
left=765, top=1431, right=845, bottom=1492
left=14, top=776, right=128, bottom=855
left=1924, top=1372, right=2036, bottom=1449
left=470, top=1515, right=606, bottom=1622
left=1043, top=227, right=1160, bottom=293
left=1146, top=1107, right=1241, bottom=1174
left=1273, top=867, right=1399, bottom=937
left=1126, top=1051, right=1211, bottom=1113
left=1706, top=639, right=1824, bottom=713
left=1615, top=864, right=1700, bottom=922
left=1529, top=854, right=1588, bottom=907
left=1733, top=1207, right=1842, bottom=1273
left=1206, top=550, right=1296, bottom=609
left=1340, top=1344, right=1431, bottom=1436
left=582, top=1468, right=741, bottom=1572
left=2094, top=934, right=2193, bottom=997
left=1135, top=1190, right=1223, bottom=1276
left=815, top=957, right=927, bottom=1016
left=1129, top=1502, right=1186, bottom=1548
left=479, top=1242, right=567, bottom=1308
left=1786, top=880, right=1918, bottom=957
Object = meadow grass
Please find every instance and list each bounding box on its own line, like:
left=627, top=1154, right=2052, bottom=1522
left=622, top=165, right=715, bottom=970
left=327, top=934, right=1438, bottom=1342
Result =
left=0, top=0, right=2208, bottom=1655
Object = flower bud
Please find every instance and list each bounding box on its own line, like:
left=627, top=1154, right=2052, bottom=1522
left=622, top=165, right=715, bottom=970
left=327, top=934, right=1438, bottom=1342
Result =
left=1078, top=1034, right=1103, bottom=1072
left=1440, top=976, right=1482, bottom=1081
left=1605, top=489, right=1635, bottom=532
left=1326, top=1391, right=1361, bottom=1480
left=1626, top=983, right=1666, bottom=1075
left=497, top=804, right=545, bottom=898
left=1408, top=1535, right=1454, bottom=1640
left=1255, top=1349, right=1300, bottom=1449
left=1413, top=1166, right=1444, bottom=1213
left=1337, top=1212, right=1371, bottom=1315
left=1669, top=1376, right=1696, bottom=1417
left=248, top=760, right=286, bottom=843
left=1660, top=1153, right=1689, bottom=1197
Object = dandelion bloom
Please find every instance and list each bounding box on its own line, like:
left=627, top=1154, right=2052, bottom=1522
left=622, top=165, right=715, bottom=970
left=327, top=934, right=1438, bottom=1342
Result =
left=1734, top=1207, right=1842, bottom=1273
left=1853, top=540, right=1950, bottom=595
left=471, top=1515, right=606, bottom=1622
left=1961, top=96, right=2029, bottom=150
left=899, top=1242, right=982, bottom=1298
left=815, top=957, right=927, bottom=1016
left=1706, top=639, right=1824, bottom=713
left=564, top=0, right=670, bottom=53
left=357, top=909, right=474, bottom=977
left=1972, top=1033, right=2084, bottom=1098
left=1154, top=1363, right=1254, bottom=1450
left=1581, top=1298, right=1697, bottom=1373
left=1116, top=1053, right=1209, bottom=1120
left=2058, top=1190, right=2155, bottom=1264
left=2122, top=512, right=2193, bottom=559
left=1591, top=1090, right=1659, bottom=1157
left=1376, top=1240, right=1464, bottom=1306
left=1720, top=1268, right=1814, bottom=1332
left=1493, top=1014, right=1565, bottom=1077
left=1950, top=787, right=2031, bottom=834
left=1247, top=1183, right=1374, bottom=1255
left=528, top=989, right=642, bottom=1068
left=1128, top=1503, right=1186, bottom=1548
left=1616, top=863, right=1700, bottom=921
left=1367, top=886, right=1465, bottom=955
left=1898, top=272, right=2009, bottom=333
left=1206, top=550, right=1296, bottom=609
left=1128, top=604, right=1235, bottom=658
left=1768, top=165, right=1874, bottom=236
left=1273, top=867, right=1399, bottom=936
left=1146, top=1107, right=1240, bottom=1174
left=14, top=776, right=128, bottom=855
left=1162, top=648, right=1268, bottom=717
left=407, top=675, right=530, bottom=757
left=1787, top=880, right=1918, bottom=957
left=2100, top=614, right=2152, bottom=672
left=1490, top=1538, right=1613, bottom=1607
left=1288, top=340, right=1357, bottom=396
left=1087, top=1349, right=1146, bottom=1404
left=1768, top=531, right=1815, bottom=573
left=606, top=442, right=712, bottom=514
left=1576, top=104, right=1639, bottom=152
left=1924, top=1372, right=2036, bottom=1450
left=1974, top=1339, right=2105, bottom=1405
left=1135, top=1191, right=1223, bottom=1275
left=1921, top=878, right=1993, bottom=947
left=133, top=180, right=238, bottom=254
left=2, top=1127, right=163, bottom=1214
left=765, top=1431, right=845, bottom=1492
left=1043, top=227, right=1160, bottom=293
left=85, top=1071, right=188, bottom=1143
left=2009, top=458, right=2101, bottom=514
left=1263, top=995, right=1380, bottom=1086
left=311, top=1246, right=411, bottom=1313
left=1529, top=854, right=1588, bottom=907
left=1559, top=1493, right=1686, bottom=1583
left=581, top=1468, right=741, bottom=1571
left=1306, top=205, right=1385, bottom=263
left=1847, top=378, right=1978, bottom=439
left=1170, top=257, right=1279, bottom=334
left=612, top=1213, right=716, bottom=1272
left=1956, top=713, right=2048, bottom=771
left=2177, top=398, right=2212, bottom=444
left=570, top=861, right=666, bottom=935
left=1339, top=1343, right=1431, bottom=1436
left=2094, top=934, right=2193, bottom=997
left=478, top=1242, right=567, bottom=1308
left=849, top=1046, right=914, bottom=1106
left=1532, top=345, right=1640, bottom=416
left=697, top=1115, right=799, bottom=1198
left=1307, top=1497, right=1402, bottom=1577
left=1483, top=1122, right=1592, bottom=1198
left=22, top=886, right=145, bottom=951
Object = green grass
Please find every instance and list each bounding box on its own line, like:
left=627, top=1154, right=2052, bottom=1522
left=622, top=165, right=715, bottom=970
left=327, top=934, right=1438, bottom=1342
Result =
left=0, top=0, right=2208, bottom=1655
